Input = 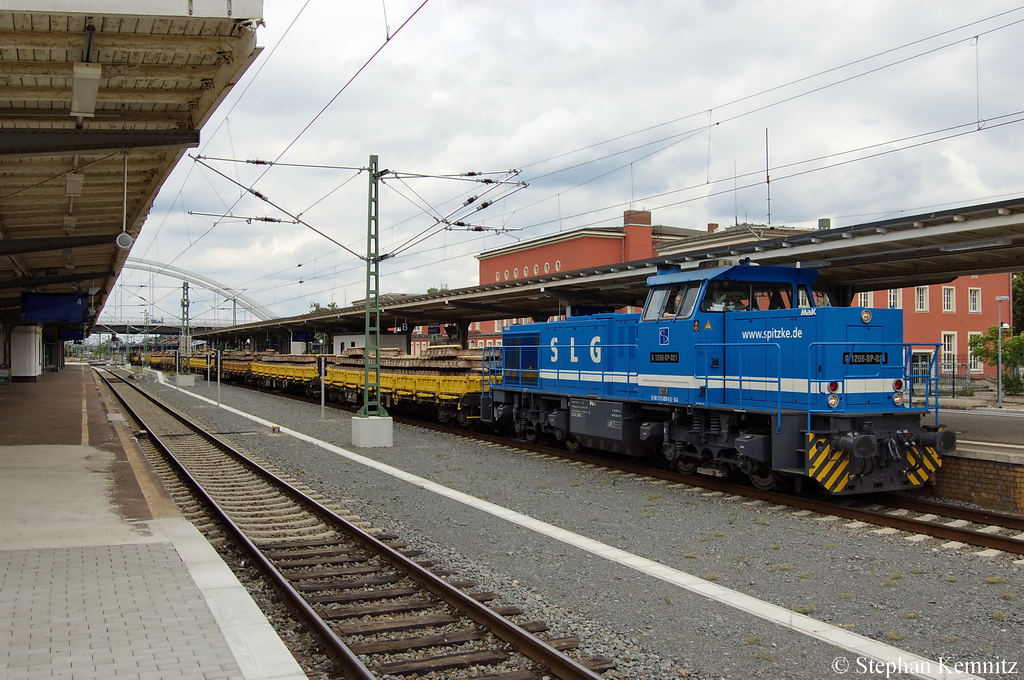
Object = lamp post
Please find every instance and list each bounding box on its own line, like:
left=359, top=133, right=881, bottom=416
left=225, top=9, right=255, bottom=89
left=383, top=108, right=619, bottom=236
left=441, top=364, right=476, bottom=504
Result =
left=996, top=295, right=1010, bottom=408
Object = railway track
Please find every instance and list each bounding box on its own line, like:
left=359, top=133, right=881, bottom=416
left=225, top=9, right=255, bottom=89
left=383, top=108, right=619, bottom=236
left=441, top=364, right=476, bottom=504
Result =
left=98, top=369, right=612, bottom=680
left=134, top=366, right=1024, bottom=556
left=377, top=399, right=1024, bottom=556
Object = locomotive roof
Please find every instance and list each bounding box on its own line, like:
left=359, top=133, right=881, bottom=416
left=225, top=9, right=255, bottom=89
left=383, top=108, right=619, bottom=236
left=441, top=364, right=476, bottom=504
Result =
left=646, top=262, right=819, bottom=288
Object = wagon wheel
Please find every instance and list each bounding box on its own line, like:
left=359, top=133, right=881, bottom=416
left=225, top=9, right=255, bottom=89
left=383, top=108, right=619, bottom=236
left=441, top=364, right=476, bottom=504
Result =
left=748, top=468, right=777, bottom=491
left=564, top=435, right=581, bottom=453
left=522, top=429, right=539, bottom=444
left=674, top=457, right=699, bottom=475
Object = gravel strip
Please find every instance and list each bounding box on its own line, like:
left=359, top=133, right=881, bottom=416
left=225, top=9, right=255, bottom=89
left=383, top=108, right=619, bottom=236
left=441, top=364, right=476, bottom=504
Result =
left=138, top=371, right=1023, bottom=680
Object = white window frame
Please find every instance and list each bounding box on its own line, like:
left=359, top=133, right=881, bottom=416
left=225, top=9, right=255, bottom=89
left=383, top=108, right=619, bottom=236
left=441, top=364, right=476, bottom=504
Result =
left=915, top=286, right=929, bottom=312
left=857, top=291, right=873, bottom=307
left=968, top=288, right=981, bottom=314
left=888, top=289, right=902, bottom=309
left=941, top=332, right=956, bottom=374
left=968, top=331, right=983, bottom=373
left=942, top=286, right=955, bottom=313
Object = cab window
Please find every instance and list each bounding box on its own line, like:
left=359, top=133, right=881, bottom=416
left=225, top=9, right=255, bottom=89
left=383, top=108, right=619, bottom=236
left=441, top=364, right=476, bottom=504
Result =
left=700, top=281, right=794, bottom=312
left=812, top=289, right=833, bottom=307
left=641, top=282, right=702, bottom=321
left=797, top=285, right=813, bottom=308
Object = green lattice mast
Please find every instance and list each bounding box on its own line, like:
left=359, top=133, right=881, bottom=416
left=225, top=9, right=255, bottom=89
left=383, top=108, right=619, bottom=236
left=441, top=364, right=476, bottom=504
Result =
left=356, top=154, right=388, bottom=417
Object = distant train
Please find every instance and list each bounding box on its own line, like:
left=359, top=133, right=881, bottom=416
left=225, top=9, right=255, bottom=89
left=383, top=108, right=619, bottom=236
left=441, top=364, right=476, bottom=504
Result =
left=137, top=260, right=955, bottom=495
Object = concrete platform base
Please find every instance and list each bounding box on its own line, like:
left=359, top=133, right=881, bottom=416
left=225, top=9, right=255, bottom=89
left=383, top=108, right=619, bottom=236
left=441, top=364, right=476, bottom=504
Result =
left=174, top=373, right=195, bottom=387
left=351, top=415, right=393, bottom=448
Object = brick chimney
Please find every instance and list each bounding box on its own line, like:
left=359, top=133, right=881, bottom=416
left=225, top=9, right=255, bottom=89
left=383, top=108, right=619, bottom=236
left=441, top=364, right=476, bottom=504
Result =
left=623, top=210, right=653, bottom=262
left=707, top=223, right=719, bottom=233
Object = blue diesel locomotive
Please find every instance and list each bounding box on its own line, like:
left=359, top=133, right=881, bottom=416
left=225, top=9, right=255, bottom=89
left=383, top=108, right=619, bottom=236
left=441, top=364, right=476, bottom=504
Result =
left=482, top=261, right=957, bottom=495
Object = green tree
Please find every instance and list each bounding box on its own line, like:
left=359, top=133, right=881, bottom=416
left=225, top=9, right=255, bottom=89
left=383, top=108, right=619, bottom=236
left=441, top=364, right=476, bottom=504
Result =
left=1013, top=272, right=1023, bottom=332
left=968, top=325, right=1024, bottom=373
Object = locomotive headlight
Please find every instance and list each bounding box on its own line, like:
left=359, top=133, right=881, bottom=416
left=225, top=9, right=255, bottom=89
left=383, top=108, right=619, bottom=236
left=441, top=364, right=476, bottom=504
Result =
left=892, top=392, right=905, bottom=406
left=860, top=309, right=873, bottom=324
left=827, top=394, right=840, bottom=408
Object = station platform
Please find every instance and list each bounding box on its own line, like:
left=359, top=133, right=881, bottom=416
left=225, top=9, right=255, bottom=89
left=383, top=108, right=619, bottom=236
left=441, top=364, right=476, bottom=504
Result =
left=0, top=362, right=306, bottom=680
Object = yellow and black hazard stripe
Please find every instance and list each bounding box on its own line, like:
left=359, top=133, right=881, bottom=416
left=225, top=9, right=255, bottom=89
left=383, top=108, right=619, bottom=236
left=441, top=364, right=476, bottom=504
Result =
left=904, top=444, right=941, bottom=486
left=806, top=433, right=850, bottom=493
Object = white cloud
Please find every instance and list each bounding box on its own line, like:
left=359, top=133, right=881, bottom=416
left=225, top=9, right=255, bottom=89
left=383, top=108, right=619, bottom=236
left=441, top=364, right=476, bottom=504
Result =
left=108, top=0, right=1024, bottom=324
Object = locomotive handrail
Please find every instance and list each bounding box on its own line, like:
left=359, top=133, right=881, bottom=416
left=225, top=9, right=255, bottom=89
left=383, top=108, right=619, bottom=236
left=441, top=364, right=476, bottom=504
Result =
left=691, top=341, right=784, bottom=433
left=488, top=341, right=641, bottom=395
left=905, top=343, right=944, bottom=428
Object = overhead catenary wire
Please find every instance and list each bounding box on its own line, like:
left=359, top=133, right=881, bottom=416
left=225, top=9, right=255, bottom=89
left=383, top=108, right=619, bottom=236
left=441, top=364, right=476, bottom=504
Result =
left=117, top=5, right=1024, bottom=321
left=516, top=6, right=1024, bottom=175
left=124, top=1, right=431, bottom=293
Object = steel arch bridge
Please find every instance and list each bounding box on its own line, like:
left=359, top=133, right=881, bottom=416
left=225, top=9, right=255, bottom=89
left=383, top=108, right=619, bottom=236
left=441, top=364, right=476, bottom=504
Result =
left=123, top=258, right=277, bottom=321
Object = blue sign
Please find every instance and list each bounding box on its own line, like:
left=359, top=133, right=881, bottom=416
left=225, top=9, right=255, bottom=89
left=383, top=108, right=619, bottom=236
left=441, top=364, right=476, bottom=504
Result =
left=659, top=326, right=670, bottom=346
left=292, top=331, right=315, bottom=342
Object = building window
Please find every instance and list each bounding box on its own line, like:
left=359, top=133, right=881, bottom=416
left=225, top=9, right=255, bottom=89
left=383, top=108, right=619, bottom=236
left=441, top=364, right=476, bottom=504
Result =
left=544, top=262, right=550, bottom=273
left=968, top=288, right=981, bottom=314
left=555, top=260, right=561, bottom=271
left=504, top=269, right=509, bottom=280
left=888, top=289, right=902, bottom=309
left=915, top=286, right=929, bottom=312
left=857, top=291, right=873, bottom=307
left=942, top=286, right=955, bottom=313
left=533, top=264, right=539, bottom=275
left=494, top=271, right=500, bottom=282
left=968, top=331, right=983, bottom=372
left=485, top=339, right=493, bottom=347
left=523, top=263, right=528, bottom=276
left=941, top=332, right=956, bottom=374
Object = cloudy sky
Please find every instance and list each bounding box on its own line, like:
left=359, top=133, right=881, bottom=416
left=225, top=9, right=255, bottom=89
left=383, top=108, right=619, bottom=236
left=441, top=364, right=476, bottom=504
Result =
left=106, top=0, right=1024, bottom=326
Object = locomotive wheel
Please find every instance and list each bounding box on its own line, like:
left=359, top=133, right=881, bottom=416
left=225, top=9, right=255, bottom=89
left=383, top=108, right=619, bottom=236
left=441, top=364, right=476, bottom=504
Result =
left=748, top=468, right=777, bottom=491
left=522, top=429, right=539, bottom=444
left=564, top=435, right=581, bottom=453
left=674, top=457, right=698, bottom=475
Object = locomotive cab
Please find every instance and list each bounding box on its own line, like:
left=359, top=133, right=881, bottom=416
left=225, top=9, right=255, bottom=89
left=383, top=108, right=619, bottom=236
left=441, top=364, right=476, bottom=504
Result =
left=634, top=261, right=954, bottom=493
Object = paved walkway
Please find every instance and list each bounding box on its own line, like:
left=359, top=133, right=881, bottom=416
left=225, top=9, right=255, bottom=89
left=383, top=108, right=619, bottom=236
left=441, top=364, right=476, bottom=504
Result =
left=0, top=363, right=305, bottom=680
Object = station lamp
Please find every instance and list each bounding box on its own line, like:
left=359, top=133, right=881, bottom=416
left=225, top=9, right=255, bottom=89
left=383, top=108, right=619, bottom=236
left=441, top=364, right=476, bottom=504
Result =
left=996, top=295, right=1010, bottom=408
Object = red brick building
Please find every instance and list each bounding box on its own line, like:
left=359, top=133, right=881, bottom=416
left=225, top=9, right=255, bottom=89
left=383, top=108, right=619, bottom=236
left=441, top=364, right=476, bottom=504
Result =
left=855, top=274, right=1012, bottom=380
left=475, top=210, right=699, bottom=286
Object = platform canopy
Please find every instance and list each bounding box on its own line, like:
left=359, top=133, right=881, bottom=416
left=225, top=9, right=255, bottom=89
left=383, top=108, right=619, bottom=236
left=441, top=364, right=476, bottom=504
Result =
left=0, top=1, right=263, bottom=330
left=193, top=195, right=1024, bottom=345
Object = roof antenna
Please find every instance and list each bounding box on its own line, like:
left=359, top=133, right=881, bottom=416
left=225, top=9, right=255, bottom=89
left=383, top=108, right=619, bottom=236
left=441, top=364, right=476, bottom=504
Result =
left=733, top=160, right=738, bottom=227
left=765, top=128, right=771, bottom=226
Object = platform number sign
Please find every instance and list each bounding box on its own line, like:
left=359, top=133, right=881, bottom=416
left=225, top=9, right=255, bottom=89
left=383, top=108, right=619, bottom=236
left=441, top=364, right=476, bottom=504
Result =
left=659, top=327, right=670, bottom=346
